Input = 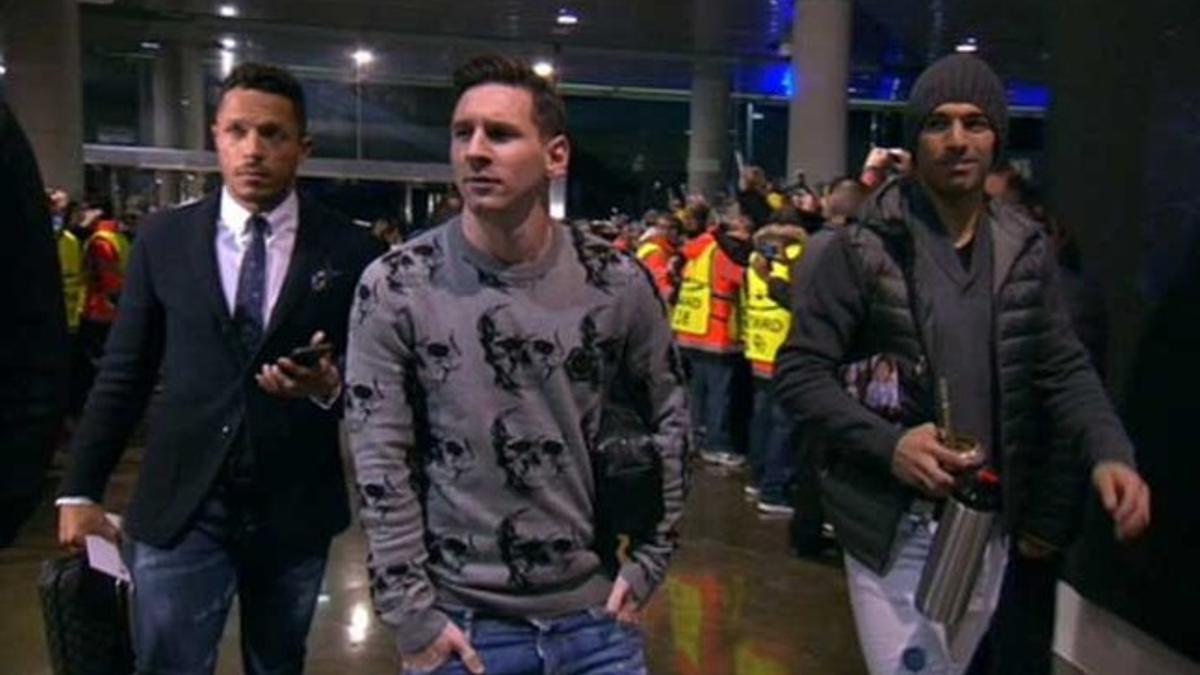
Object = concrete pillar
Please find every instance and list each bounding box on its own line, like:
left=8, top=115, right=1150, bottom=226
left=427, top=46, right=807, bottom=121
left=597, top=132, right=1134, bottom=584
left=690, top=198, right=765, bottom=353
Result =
left=687, top=64, right=731, bottom=199
left=152, top=45, right=183, bottom=148
left=179, top=44, right=207, bottom=152
left=148, top=42, right=208, bottom=205
left=2, top=0, right=84, bottom=196
left=787, top=0, right=853, bottom=184
left=685, top=0, right=731, bottom=199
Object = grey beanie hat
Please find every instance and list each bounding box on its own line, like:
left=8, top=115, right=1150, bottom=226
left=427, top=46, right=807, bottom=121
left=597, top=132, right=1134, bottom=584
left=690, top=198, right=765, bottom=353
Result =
left=904, top=54, right=1008, bottom=163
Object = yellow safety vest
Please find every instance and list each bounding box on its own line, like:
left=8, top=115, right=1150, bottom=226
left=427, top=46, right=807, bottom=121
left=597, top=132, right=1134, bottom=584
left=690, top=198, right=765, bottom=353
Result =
left=636, top=241, right=662, bottom=261
left=671, top=240, right=718, bottom=336
left=57, top=230, right=84, bottom=331
left=742, top=244, right=802, bottom=364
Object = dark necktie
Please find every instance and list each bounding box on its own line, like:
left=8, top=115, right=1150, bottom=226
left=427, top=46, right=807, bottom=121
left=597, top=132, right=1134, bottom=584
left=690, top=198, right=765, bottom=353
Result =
left=233, top=213, right=270, bottom=352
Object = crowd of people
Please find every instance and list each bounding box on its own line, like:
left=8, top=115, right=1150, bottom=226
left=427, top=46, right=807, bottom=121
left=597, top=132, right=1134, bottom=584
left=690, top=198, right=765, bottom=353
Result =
left=1, top=51, right=1153, bottom=675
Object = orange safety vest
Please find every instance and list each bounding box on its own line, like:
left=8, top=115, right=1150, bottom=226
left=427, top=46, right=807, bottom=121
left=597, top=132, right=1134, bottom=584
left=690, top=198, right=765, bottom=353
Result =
left=672, top=232, right=742, bottom=353
left=82, top=224, right=130, bottom=323
left=637, top=237, right=676, bottom=301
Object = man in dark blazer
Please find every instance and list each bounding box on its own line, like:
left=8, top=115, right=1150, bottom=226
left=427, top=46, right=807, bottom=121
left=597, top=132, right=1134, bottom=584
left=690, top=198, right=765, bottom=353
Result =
left=57, top=63, right=384, bottom=674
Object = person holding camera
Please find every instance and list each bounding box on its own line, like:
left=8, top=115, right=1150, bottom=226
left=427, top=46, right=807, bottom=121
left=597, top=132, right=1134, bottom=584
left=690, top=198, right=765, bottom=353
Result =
left=860, top=146, right=914, bottom=191
left=774, top=54, right=1149, bottom=674
left=56, top=63, right=385, bottom=673
left=345, top=55, right=687, bottom=674
left=743, top=219, right=807, bottom=514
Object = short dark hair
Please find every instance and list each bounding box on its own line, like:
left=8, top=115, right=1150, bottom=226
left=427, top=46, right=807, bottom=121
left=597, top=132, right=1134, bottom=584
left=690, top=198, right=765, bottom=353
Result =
left=452, top=54, right=567, bottom=138
left=219, top=62, right=308, bottom=135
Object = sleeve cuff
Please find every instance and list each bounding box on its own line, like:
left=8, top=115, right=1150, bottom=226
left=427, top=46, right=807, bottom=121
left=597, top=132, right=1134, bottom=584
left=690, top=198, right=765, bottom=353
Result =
left=1088, top=443, right=1136, bottom=470
left=55, top=496, right=97, bottom=506
left=309, top=382, right=343, bottom=410
left=617, top=561, right=655, bottom=606
left=394, top=608, right=450, bottom=655
left=868, top=424, right=904, bottom=473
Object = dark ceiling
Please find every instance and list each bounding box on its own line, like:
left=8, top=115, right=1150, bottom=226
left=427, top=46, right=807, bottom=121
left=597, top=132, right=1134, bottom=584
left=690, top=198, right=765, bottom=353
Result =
left=72, top=0, right=1051, bottom=100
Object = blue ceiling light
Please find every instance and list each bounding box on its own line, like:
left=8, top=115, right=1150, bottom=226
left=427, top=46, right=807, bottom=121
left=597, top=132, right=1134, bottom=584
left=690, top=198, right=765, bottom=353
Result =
left=556, top=9, right=579, bottom=26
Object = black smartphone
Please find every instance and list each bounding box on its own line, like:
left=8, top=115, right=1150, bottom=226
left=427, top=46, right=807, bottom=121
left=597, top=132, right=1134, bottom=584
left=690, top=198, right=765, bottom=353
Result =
left=288, top=343, right=333, bottom=368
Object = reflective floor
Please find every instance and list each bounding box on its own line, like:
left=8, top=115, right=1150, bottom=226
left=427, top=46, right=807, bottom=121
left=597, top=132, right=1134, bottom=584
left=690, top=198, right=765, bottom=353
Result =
left=1, top=451, right=865, bottom=674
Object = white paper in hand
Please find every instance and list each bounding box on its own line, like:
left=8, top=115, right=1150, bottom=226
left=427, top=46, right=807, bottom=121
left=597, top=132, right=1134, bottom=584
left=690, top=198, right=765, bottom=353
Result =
left=85, top=513, right=130, bottom=583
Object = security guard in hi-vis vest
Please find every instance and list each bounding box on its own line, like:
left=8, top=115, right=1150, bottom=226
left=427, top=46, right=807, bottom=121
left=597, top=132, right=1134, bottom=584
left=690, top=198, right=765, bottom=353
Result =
left=672, top=202, right=751, bottom=468
left=742, top=223, right=807, bottom=514
left=56, top=227, right=85, bottom=333
left=77, top=213, right=130, bottom=412
left=636, top=213, right=682, bottom=302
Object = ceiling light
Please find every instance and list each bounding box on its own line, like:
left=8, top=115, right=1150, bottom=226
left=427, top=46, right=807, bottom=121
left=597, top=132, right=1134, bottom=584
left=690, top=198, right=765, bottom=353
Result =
left=219, top=37, right=237, bottom=50
left=532, top=60, right=555, bottom=78
left=140, top=41, right=161, bottom=50
left=219, top=49, right=235, bottom=77
left=956, top=38, right=979, bottom=53
left=352, top=49, right=374, bottom=67
left=556, top=9, right=579, bottom=26
left=0, top=65, right=6, bottom=76
left=218, top=4, right=237, bottom=17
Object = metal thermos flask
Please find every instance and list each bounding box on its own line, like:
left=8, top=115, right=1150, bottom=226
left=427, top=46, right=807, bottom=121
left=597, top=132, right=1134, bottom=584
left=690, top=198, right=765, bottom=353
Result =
left=915, top=467, right=1001, bottom=625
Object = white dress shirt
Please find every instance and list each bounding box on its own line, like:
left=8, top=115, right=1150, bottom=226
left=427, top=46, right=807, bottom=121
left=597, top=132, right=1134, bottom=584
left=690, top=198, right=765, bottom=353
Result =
left=57, top=188, right=329, bottom=508
left=216, top=186, right=299, bottom=324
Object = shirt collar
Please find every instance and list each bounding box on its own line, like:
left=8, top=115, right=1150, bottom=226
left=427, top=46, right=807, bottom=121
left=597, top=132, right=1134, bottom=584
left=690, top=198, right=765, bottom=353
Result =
left=219, top=186, right=299, bottom=239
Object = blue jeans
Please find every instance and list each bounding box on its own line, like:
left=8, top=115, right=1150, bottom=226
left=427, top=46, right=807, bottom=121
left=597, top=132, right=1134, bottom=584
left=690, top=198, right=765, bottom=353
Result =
left=410, top=607, right=647, bottom=675
left=684, top=349, right=738, bottom=456
left=123, top=494, right=329, bottom=675
left=747, top=378, right=797, bottom=502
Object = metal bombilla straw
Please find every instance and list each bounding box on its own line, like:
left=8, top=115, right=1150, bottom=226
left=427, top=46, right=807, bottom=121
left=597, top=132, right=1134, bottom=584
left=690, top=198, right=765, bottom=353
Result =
left=937, top=377, right=955, bottom=446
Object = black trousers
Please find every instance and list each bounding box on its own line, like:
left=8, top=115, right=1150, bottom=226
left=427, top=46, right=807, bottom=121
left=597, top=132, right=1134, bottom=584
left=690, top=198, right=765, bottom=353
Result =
left=789, top=435, right=826, bottom=553
left=968, top=550, right=1061, bottom=675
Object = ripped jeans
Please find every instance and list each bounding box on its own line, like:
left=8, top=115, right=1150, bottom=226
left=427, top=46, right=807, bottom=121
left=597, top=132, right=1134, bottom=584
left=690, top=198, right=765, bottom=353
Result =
left=123, top=495, right=329, bottom=675
left=844, top=512, right=1008, bottom=675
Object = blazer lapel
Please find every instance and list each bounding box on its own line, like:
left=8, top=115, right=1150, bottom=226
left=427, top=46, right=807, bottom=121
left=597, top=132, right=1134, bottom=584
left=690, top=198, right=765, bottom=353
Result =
left=187, top=193, right=234, bottom=328
left=262, top=195, right=328, bottom=344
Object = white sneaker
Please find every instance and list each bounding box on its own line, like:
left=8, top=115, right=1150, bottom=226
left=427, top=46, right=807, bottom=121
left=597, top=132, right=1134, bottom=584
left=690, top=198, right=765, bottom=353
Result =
left=743, top=484, right=761, bottom=498
left=699, top=450, right=725, bottom=465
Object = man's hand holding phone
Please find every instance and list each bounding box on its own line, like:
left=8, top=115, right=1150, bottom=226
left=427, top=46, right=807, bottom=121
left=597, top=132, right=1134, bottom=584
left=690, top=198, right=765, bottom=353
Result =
left=256, top=330, right=340, bottom=400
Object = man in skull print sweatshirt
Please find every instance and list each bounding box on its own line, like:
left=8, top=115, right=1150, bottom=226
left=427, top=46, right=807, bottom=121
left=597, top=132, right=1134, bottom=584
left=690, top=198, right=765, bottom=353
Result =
left=345, top=55, right=688, bottom=671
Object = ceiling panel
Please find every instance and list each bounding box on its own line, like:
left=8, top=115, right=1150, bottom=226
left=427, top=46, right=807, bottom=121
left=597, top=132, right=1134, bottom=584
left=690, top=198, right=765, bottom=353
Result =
left=75, top=0, right=1051, bottom=95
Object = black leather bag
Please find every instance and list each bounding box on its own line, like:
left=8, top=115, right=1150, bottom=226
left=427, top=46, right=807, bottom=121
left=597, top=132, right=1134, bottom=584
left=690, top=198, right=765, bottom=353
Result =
left=591, top=379, right=664, bottom=576
left=38, top=553, right=134, bottom=675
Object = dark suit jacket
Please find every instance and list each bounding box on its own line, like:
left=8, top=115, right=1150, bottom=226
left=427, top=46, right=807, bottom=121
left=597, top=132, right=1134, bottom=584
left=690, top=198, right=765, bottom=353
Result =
left=62, top=190, right=385, bottom=548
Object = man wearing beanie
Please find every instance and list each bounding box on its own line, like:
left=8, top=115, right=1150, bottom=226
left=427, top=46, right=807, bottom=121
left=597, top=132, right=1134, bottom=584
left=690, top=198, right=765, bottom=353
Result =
left=774, top=53, right=1151, bottom=673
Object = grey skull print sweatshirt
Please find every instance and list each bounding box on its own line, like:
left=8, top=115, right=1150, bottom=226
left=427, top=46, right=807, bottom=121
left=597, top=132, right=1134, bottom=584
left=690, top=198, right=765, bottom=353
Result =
left=345, top=217, right=689, bottom=654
